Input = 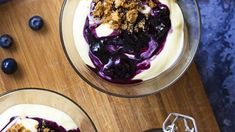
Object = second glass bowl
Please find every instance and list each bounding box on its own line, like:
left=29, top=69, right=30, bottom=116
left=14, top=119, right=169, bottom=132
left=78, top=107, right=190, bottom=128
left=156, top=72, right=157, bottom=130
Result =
left=60, top=0, right=201, bottom=97
left=0, top=88, right=97, bottom=132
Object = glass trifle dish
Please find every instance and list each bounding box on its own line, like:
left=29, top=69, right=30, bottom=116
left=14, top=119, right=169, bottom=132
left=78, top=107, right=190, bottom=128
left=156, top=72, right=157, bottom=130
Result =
left=60, top=0, right=200, bottom=96
left=0, top=89, right=97, bottom=132
left=0, top=105, right=81, bottom=132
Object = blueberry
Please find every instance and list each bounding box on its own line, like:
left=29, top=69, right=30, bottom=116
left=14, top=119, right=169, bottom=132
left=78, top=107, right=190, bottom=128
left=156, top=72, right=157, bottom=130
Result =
left=103, top=57, right=136, bottom=79
left=122, top=31, right=149, bottom=54
left=158, top=4, right=170, bottom=16
left=0, top=34, right=13, bottom=48
left=29, top=16, right=44, bottom=31
left=91, top=42, right=102, bottom=54
left=112, top=36, right=124, bottom=45
left=151, top=9, right=160, bottom=17
left=90, top=42, right=110, bottom=63
left=1, top=58, right=18, bottom=74
left=149, top=6, right=171, bottom=42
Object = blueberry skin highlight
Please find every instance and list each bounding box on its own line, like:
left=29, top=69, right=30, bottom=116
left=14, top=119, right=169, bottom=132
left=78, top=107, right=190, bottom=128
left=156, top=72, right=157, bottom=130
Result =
left=1, top=58, right=18, bottom=74
left=0, top=34, right=13, bottom=49
left=29, top=16, right=44, bottom=31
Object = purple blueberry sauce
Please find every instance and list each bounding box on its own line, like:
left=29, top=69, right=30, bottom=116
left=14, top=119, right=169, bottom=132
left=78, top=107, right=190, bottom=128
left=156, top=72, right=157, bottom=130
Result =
left=1, top=116, right=80, bottom=132
left=83, top=1, right=171, bottom=84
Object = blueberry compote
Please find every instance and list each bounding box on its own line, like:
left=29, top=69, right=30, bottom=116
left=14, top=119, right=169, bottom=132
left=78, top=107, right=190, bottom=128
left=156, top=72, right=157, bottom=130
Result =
left=2, top=116, right=80, bottom=132
left=83, top=0, right=171, bottom=84
left=32, top=117, right=80, bottom=132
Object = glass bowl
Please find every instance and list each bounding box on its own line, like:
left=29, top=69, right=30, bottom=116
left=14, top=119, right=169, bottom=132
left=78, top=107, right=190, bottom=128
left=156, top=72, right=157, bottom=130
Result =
left=0, top=88, right=97, bottom=132
left=60, top=0, right=201, bottom=97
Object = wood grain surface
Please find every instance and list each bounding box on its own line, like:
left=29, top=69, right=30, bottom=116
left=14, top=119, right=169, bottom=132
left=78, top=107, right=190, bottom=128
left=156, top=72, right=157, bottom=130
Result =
left=0, top=0, right=220, bottom=132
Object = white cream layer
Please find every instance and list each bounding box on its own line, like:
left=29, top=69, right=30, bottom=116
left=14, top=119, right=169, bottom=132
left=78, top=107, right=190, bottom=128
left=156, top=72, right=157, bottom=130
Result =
left=73, top=0, right=184, bottom=81
left=0, top=104, right=77, bottom=131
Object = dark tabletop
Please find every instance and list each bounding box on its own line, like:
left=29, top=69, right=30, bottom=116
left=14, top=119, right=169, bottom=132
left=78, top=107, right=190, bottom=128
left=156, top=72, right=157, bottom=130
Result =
left=195, top=0, right=235, bottom=131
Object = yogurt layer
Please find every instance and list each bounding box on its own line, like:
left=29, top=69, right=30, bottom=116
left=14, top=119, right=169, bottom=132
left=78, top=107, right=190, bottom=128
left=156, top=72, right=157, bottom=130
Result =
left=0, top=104, right=78, bottom=131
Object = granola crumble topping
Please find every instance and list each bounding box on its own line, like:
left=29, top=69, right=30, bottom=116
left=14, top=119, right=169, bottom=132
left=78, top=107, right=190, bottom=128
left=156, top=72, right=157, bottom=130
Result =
left=7, top=120, right=52, bottom=132
left=7, top=124, right=30, bottom=132
left=126, top=9, right=138, bottom=23
left=92, top=0, right=158, bottom=32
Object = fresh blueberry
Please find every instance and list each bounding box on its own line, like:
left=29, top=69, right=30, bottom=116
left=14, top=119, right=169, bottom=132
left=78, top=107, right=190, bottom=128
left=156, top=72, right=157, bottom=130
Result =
left=29, top=16, right=44, bottom=31
left=1, top=58, right=18, bottom=74
left=158, top=4, right=170, bottom=16
left=0, top=34, right=13, bottom=48
left=91, top=42, right=103, bottom=54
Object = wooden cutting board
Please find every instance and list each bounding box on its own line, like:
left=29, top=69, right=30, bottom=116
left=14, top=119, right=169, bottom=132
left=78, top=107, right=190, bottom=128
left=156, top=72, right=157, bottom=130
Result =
left=0, top=0, right=220, bottom=131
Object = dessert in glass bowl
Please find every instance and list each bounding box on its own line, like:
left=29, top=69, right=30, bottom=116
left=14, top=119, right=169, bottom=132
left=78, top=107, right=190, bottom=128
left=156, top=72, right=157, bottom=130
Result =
left=0, top=104, right=80, bottom=132
left=73, top=0, right=184, bottom=84
left=0, top=88, right=97, bottom=132
left=60, top=0, right=200, bottom=97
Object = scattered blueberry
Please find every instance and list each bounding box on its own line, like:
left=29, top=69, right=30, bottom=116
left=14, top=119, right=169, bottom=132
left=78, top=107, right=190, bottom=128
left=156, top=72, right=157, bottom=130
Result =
left=29, top=16, right=44, bottom=31
left=0, top=34, right=13, bottom=49
left=1, top=58, right=18, bottom=74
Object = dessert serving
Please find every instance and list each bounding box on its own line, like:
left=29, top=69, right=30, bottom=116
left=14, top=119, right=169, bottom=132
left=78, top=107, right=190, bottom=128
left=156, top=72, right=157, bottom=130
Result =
left=0, top=104, right=80, bottom=132
left=73, top=0, right=185, bottom=84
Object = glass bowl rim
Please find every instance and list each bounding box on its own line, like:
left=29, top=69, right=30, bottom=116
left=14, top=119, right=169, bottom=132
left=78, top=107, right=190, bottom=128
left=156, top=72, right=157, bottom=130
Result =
left=59, top=0, right=202, bottom=98
left=0, top=87, right=98, bottom=131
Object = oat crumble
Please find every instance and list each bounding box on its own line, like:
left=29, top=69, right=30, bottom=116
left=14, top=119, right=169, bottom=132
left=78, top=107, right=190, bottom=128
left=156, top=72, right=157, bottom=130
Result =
left=7, top=120, right=53, bottom=132
left=7, top=124, right=30, bottom=132
left=92, top=0, right=158, bottom=32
